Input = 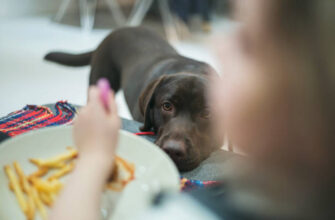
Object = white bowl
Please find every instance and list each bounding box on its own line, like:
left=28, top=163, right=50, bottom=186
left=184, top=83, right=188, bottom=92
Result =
left=0, top=126, right=180, bottom=220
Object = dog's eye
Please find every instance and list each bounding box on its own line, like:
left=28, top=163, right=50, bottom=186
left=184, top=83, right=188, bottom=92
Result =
left=162, top=102, right=173, bottom=112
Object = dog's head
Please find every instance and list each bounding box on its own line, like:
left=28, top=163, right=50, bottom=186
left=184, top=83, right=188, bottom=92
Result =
left=139, top=73, right=221, bottom=171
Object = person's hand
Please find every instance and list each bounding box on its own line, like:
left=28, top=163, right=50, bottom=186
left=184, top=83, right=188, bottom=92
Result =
left=50, top=88, right=119, bottom=220
left=73, top=86, right=120, bottom=175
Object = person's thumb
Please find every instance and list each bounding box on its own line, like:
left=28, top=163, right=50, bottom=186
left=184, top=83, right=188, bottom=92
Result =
left=108, top=90, right=118, bottom=117
left=88, top=86, right=105, bottom=110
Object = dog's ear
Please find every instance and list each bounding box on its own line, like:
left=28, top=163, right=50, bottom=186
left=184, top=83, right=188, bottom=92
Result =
left=139, top=76, right=166, bottom=131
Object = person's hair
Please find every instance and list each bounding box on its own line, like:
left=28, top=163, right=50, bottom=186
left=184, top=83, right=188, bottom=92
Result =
left=271, top=0, right=335, bottom=115
left=264, top=0, right=335, bottom=216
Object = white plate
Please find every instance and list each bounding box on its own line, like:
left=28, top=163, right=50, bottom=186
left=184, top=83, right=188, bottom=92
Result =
left=0, top=126, right=179, bottom=220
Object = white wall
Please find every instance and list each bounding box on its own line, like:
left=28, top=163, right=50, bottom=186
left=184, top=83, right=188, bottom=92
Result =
left=0, top=0, right=61, bottom=18
left=0, top=0, right=133, bottom=18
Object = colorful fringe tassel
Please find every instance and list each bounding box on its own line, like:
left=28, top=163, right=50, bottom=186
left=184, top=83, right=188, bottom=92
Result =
left=180, top=177, right=219, bottom=191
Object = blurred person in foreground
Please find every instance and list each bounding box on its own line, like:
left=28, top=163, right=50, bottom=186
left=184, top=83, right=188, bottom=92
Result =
left=49, top=0, right=335, bottom=219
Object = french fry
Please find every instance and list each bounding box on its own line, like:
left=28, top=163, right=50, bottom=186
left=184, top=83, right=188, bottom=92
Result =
left=29, top=148, right=77, bottom=168
left=13, top=162, right=36, bottom=220
left=31, top=186, right=47, bottom=220
left=29, top=159, right=66, bottom=169
left=31, top=178, right=63, bottom=193
left=115, top=156, right=135, bottom=180
left=39, top=191, right=53, bottom=207
left=4, top=165, right=28, bottom=214
left=106, top=156, right=135, bottom=191
left=8, top=182, right=25, bottom=193
left=50, top=192, right=56, bottom=201
left=9, top=182, right=14, bottom=191
left=47, top=162, right=75, bottom=181
left=26, top=187, right=36, bottom=220
left=106, top=182, right=123, bottom=192
left=28, top=166, right=49, bottom=180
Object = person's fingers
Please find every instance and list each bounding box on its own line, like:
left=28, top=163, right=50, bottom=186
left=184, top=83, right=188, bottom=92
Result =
left=107, top=90, right=118, bottom=117
left=73, top=107, right=87, bottom=122
left=88, top=86, right=105, bottom=111
left=87, top=86, right=119, bottom=119
left=88, top=86, right=99, bottom=103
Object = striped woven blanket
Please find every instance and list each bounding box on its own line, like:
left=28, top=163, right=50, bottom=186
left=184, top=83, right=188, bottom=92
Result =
left=0, top=101, right=76, bottom=137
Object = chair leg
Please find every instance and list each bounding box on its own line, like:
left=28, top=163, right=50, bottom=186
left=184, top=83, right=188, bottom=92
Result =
left=158, top=0, right=179, bottom=42
left=127, top=0, right=153, bottom=26
left=54, top=0, right=72, bottom=22
left=105, top=0, right=127, bottom=27
left=79, top=0, right=97, bottom=32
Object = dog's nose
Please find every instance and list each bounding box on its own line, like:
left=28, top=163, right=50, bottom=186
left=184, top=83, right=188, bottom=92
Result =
left=162, top=140, right=187, bottom=160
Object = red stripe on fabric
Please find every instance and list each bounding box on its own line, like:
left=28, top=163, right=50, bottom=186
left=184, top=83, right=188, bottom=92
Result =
left=0, top=109, right=47, bottom=129
left=134, top=132, right=155, bottom=136
left=0, top=108, right=49, bottom=128
left=6, top=114, right=55, bottom=136
left=0, top=110, right=38, bottom=129
left=13, top=104, right=64, bottom=133
left=6, top=102, right=75, bottom=136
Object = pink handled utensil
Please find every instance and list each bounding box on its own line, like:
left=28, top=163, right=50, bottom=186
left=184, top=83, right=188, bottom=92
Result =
left=97, top=78, right=111, bottom=111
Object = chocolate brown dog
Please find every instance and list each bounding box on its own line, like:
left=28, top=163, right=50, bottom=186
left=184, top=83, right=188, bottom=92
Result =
left=44, top=27, right=221, bottom=171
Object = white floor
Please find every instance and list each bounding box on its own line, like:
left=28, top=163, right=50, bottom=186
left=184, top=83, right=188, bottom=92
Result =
left=0, top=16, right=233, bottom=118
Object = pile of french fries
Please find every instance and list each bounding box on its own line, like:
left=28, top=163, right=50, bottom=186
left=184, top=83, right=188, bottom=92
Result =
left=4, top=147, right=135, bottom=220
left=4, top=147, right=77, bottom=220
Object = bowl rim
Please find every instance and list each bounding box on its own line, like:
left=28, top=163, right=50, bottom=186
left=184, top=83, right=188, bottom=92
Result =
left=0, top=125, right=180, bottom=186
